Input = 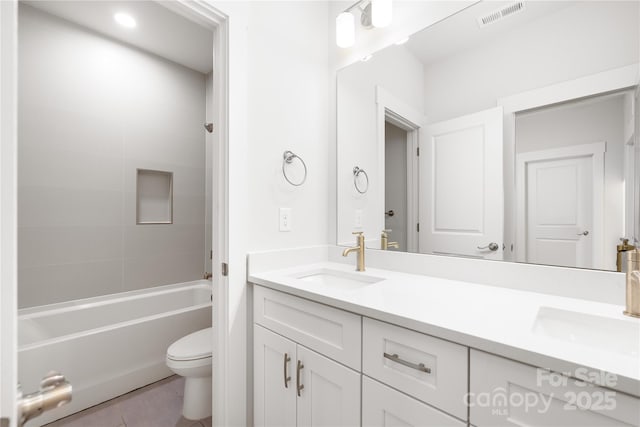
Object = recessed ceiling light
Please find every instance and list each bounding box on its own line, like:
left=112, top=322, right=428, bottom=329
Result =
left=114, top=13, right=136, bottom=28
left=394, top=37, right=410, bottom=45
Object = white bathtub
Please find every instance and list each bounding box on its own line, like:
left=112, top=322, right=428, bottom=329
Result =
left=18, top=280, right=212, bottom=426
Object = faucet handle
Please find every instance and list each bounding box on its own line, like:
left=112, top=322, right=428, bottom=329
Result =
left=352, top=231, right=364, bottom=236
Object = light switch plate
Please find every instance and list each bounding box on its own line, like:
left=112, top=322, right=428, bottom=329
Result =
left=279, top=208, right=292, bottom=232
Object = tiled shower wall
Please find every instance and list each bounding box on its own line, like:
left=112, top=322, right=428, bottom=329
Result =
left=18, top=5, right=208, bottom=308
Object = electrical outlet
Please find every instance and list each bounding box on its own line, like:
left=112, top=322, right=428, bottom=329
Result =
left=354, top=209, right=363, bottom=228
left=279, top=208, right=292, bottom=232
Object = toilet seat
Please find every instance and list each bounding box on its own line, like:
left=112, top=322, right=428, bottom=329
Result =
left=167, top=327, right=212, bottom=362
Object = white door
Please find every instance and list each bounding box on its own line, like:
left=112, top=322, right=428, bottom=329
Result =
left=254, top=325, right=297, bottom=427
left=419, top=107, right=504, bottom=259
left=525, top=156, right=594, bottom=269
left=296, top=346, right=360, bottom=427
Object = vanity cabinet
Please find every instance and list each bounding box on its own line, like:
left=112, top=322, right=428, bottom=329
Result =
left=470, top=349, right=640, bottom=427
left=253, top=287, right=362, bottom=427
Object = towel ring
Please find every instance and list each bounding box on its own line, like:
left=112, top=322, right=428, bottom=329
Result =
left=282, top=151, right=307, bottom=186
left=353, top=166, right=369, bottom=194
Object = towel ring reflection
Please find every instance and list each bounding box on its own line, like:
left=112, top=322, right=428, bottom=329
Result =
left=353, top=166, right=369, bottom=194
left=282, top=151, right=307, bottom=186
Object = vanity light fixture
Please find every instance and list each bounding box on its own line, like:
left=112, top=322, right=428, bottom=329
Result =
left=114, top=12, right=136, bottom=29
left=336, top=12, right=355, bottom=48
left=335, top=0, right=393, bottom=48
left=371, top=0, right=392, bottom=28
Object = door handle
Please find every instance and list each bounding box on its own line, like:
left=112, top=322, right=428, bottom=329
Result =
left=296, top=360, right=304, bottom=397
left=577, top=231, right=589, bottom=236
left=18, top=371, right=72, bottom=426
left=477, top=242, right=499, bottom=251
left=283, top=353, right=291, bottom=388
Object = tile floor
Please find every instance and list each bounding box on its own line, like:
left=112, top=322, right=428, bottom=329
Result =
left=45, top=376, right=212, bottom=427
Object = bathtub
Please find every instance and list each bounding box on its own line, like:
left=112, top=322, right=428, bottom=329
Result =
left=18, top=280, right=212, bottom=426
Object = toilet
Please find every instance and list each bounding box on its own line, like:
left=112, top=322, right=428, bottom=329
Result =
left=166, top=327, right=213, bottom=420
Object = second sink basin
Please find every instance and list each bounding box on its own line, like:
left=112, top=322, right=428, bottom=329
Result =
left=293, top=268, right=384, bottom=291
left=533, top=306, right=640, bottom=357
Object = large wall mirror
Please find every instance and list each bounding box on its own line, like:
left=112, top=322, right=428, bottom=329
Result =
left=337, top=0, right=640, bottom=272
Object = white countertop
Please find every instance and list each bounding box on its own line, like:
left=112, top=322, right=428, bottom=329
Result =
left=248, top=259, right=640, bottom=397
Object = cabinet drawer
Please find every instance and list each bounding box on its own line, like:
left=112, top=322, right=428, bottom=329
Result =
left=470, top=349, right=640, bottom=427
left=363, top=376, right=466, bottom=427
left=253, top=286, right=361, bottom=369
left=362, top=317, right=468, bottom=420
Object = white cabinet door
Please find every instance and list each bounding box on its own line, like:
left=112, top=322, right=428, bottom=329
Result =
left=254, top=325, right=297, bottom=427
left=420, top=106, right=504, bottom=259
left=296, top=346, right=361, bottom=427
left=362, top=376, right=466, bottom=427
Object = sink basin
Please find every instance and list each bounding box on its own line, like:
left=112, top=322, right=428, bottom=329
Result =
left=293, top=268, right=384, bottom=291
left=533, top=306, right=640, bottom=357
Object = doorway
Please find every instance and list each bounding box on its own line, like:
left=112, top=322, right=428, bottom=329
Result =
left=384, top=122, right=408, bottom=251
left=0, top=1, right=229, bottom=426
left=517, top=143, right=604, bottom=269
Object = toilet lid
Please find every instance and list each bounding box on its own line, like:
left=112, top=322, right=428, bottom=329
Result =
left=167, top=327, right=213, bottom=361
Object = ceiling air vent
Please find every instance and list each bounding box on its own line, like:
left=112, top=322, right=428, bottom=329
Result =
left=477, top=2, right=525, bottom=28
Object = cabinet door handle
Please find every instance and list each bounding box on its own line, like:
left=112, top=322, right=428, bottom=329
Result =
left=283, top=353, right=291, bottom=388
left=296, top=360, right=304, bottom=397
left=384, top=352, right=431, bottom=373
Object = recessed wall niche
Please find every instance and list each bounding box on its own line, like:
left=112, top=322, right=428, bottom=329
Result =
left=136, top=169, right=174, bottom=224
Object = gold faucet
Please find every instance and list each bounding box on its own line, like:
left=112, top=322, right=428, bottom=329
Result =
left=617, top=238, right=636, bottom=272
left=343, top=231, right=365, bottom=271
left=381, top=229, right=399, bottom=250
left=624, top=249, right=640, bottom=317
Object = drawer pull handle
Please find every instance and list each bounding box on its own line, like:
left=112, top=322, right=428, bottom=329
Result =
left=384, top=352, right=431, bottom=374
left=283, top=353, right=291, bottom=388
left=296, top=360, right=304, bottom=397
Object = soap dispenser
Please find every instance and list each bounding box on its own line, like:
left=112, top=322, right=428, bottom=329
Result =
left=624, top=249, right=640, bottom=317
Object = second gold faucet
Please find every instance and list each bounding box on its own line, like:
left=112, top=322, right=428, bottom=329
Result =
left=342, top=231, right=365, bottom=271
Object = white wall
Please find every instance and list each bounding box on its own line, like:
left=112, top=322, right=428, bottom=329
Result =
left=208, top=2, right=330, bottom=426
left=423, top=1, right=640, bottom=123
left=18, top=5, right=208, bottom=308
left=516, top=95, right=626, bottom=271
left=246, top=2, right=329, bottom=252
left=336, top=46, right=423, bottom=246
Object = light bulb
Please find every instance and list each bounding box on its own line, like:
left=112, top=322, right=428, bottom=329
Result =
left=371, top=0, right=392, bottom=28
left=336, top=12, right=355, bottom=48
left=114, top=13, right=136, bottom=28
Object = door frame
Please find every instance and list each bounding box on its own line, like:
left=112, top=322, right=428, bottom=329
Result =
left=515, top=142, right=606, bottom=267
left=0, top=2, right=230, bottom=426
left=498, top=63, right=639, bottom=262
left=375, top=86, right=423, bottom=253
left=0, top=1, right=19, bottom=424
